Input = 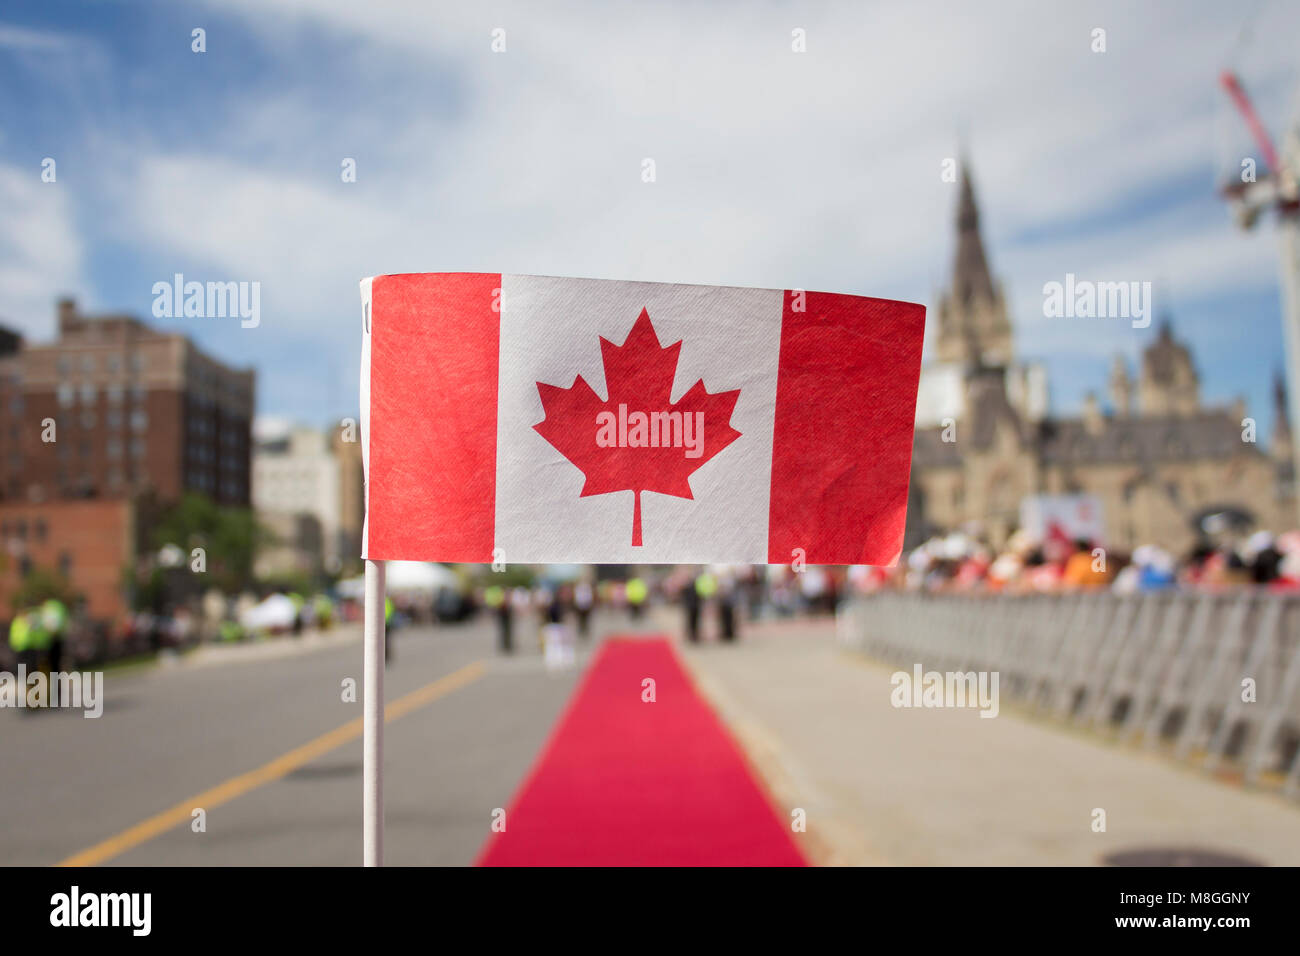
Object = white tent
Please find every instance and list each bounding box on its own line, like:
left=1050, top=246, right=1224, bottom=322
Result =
left=240, top=593, right=297, bottom=631
left=336, top=575, right=366, bottom=601
left=383, top=561, right=459, bottom=596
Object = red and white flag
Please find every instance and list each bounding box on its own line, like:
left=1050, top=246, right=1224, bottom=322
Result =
left=360, top=273, right=925, bottom=565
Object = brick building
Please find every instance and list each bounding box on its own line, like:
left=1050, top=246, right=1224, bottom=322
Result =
left=0, top=499, right=135, bottom=619
left=5, top=299, right=254, bottom=505
left=0, top=299, right=255, bottom=621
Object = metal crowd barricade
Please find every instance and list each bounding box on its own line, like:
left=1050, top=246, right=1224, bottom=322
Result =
left=838, top=589, right=1300, bottom=799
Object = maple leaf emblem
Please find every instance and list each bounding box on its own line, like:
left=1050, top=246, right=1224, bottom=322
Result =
left=533, top=308, right=742, bottom=547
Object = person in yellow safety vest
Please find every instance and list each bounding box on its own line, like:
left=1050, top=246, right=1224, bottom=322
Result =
left=313, top=594, right=334, bottom=630
left=384, top=596, right=395, bottom=666
left=40, top=599, right=69, bottom=705
left=626, top=577, right=648, bottom=619
left=7, top=611, right=28, bottom=653
left=9, top=609, right=50, bottom=710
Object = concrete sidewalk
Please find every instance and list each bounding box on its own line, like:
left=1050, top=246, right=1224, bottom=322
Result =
left=678, top=615, right=1300, bottom=866
left=162, top=624, right=361, bottom=671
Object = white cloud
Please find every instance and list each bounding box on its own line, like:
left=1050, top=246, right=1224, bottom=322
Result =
left=0, top=24, right=78, bottom=52
left=252, top=414, right=295, bottom=442
left=0, top=164, right=85, bottom=337
left=88, top=0, right=1300, bottom=419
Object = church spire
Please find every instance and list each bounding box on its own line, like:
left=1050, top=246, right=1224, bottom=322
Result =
left=934, top=159, right=1013, bottom=368
left=1274, top=369, right=1292, bottom=445
left=952, top=163, right=997, bottom=308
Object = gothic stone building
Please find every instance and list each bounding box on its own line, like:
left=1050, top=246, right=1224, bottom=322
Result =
left=907, top=166, right=1294, bottom=556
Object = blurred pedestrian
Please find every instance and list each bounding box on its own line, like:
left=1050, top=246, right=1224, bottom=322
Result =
left=40, top=599, right=68, bottom=706
left=484, top=585, right=512, bottom=654
left=289, top=592, right=305, bottom=636
left=1243, top=531, right=1283, bottom=585
left=626, top=577, right=647, bottom=619
left=717, top=572, right=738, bottom=642
left=574, top=580, right=594, bottom=640
left=384, top=596, right=395, bottom=665
left=683, top=574, right=701, bottom=643
left=1063, top=539, right=1108, bottom=590
left=313, top=594, right=334, bottom=630
left=8, top=609, right=47, bottom=711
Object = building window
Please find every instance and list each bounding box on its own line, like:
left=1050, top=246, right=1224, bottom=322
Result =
left=58, top=551, right=72, bottom=577
left=132, top=384, right=147, bottom=403
left=130, top=410, right=148, bottom=431
left=107, top=384, right=124, bottom=404
left=57, top=384, right=75, bottom=407
left=106, top=410, right=122, bottom=429
left=79, top=383, right=96, bottom=404
left=107, top=439, right=122, bottom=459
left=81, top=412, right=95, bottom=429
left=130, top=353, right=145, bottom=372
left=56, top=357, right=70, bottom=374
left=81, top=355, right=95, bottom=373
left=34, top=518, right=46, bottom=543
left=131, top=438, right=145, bottom=459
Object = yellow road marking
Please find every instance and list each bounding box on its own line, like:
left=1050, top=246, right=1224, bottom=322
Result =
left=57, top=661, right=486, bottom=867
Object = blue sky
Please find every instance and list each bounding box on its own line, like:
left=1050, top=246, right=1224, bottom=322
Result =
left=1, top=0, right=1297, bottom=439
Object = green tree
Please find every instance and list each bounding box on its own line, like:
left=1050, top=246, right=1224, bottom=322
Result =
left=11, top=566, right=80, bottom=611
left=151, top=493, right=266, bottom=595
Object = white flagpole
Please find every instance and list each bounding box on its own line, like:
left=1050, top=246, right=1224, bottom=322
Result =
left=363, top=558, right=386, bottom=866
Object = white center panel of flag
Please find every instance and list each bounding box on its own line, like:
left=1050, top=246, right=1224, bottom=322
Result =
left=493, top=274, right=783, bottom=563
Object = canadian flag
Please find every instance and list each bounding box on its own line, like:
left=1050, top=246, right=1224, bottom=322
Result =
left=360, top=273, right=925, bottom=565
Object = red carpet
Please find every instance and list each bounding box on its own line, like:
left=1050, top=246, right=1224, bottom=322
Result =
left=477, top=636, right=807, bottom=866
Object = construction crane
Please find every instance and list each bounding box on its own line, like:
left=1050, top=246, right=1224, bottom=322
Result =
left=1218, top=69, right=1300, bottom=522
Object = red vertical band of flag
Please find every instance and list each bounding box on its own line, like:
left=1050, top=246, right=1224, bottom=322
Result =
left=368, top=273, right=501, bottom=560
left=767, top=291, right=926, bottom=565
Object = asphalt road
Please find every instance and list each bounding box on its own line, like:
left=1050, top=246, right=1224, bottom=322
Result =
left=0, top=617, right=589, bottom=866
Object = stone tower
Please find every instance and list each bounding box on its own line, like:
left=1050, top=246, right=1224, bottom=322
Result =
left=1109, top=355, right=1133, bottom=416
left=934, top=164, right=1014, bottom=368
left=1138, top=321, right=1200, bottom=415
left=1273, top=371, right=1293, bottom=464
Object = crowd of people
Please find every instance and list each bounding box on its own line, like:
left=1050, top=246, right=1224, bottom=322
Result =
left=853, top=526, right=1300, bottom=596
left=480, top=578, right=632, bottom=654
left=471, top=565, right=846, bottom=654
left=14, top=521, right=1294, bottom=675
